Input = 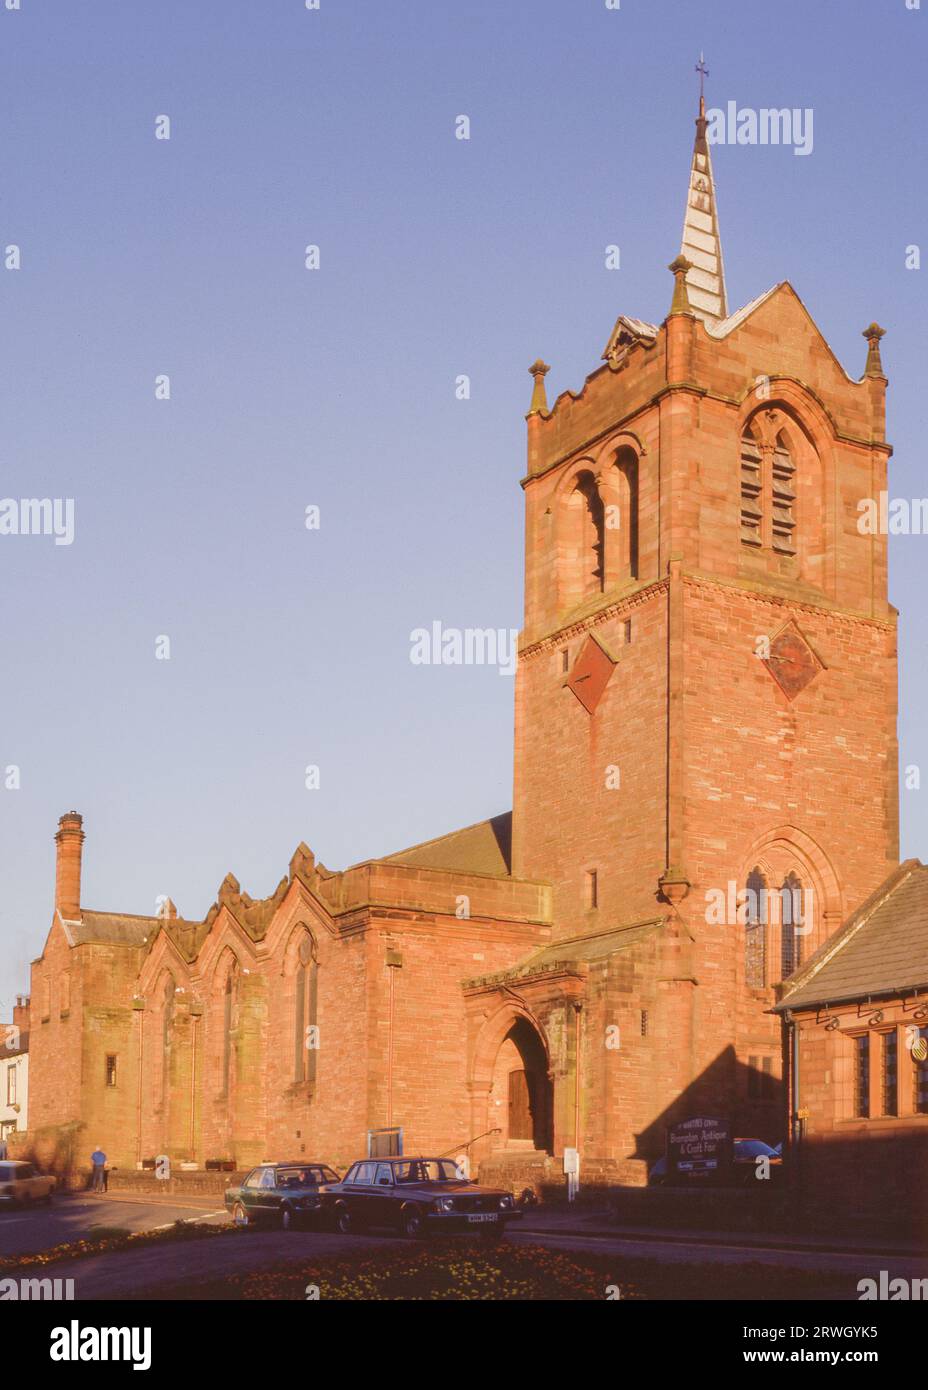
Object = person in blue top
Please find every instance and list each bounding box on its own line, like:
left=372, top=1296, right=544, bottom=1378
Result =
left=90, top=1146, right=107, bottom=1192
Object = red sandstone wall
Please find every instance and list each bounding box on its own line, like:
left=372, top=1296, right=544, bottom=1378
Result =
left=513, top=589, right=669, bottom=938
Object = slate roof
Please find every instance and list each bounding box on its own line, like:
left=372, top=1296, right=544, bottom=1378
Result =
left=382, top=812, right=512, bottom=878
left=774, top=860, right=928, bottom=1011
left=66, top=910, right=161, bottom=947
left=465, top=917, right=666, bottom=990
left=63, top=910, right=209, bottom=960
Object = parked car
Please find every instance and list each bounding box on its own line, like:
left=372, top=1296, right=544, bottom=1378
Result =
left=0, top=1161, right=56, bottom=1206
left=322, top=1157, right=522, bottom=1240
left=224, top=1162, right=341, bottom=1231
left=648, top=1138, right=783, bottom=1188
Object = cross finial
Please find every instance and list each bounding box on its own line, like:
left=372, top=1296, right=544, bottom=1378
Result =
left=696, top=52, right=709, bottom=113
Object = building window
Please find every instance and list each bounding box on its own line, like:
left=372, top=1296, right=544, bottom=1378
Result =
left=740, top=430, right=763, bottom=547
left=105, top=1054, right=118, bottom=1088
left=584, top=870, right=599, bottom=910
left=162, top=975, right=175, bottom=1102
left=881, top=1031, right=898, bottom=1117
left=564, top=472, right=605, bottom=603
left=747, top=1055, right=776, bottom=1101
left=744, top=866, right=767, bottom=989
left=779, top=872, right=803, bottom=980
left=560, top=649, right=569, bottom=673
left=221, top=957, right=241, bottom=1097
left=762, top=1055, right=775, bottom=1099
left=40, top=978, right=50, bottom=1021
left=623, top=618, right=632, bottom=644
left=614, top=448, right=639, bottom=580
left=771, top=433, right=797, bottom=555
left=59, top=972, right=71, bottom=1016
left=914, top=1028, right=928, bottom=1115
left=741, top=426, right=797, bottom=555
left=640, top=1009, right=648, bottom=1037
left=6, top=1065, right=16, bottom=1106
left=293, top=935, right=318, bottom=1085
left=853, top=1035, right=870, bottom=1118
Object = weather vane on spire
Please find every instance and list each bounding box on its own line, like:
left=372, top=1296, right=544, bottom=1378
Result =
left=696, top=51, right=709, bottom=109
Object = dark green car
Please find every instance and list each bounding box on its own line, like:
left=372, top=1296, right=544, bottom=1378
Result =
left=225, top=1162, right=341, bottom=1231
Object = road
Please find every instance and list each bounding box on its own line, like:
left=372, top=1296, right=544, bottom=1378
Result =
left=2, top=1193, right=925, bottom=1299
left=0, top=1191, right=229, bottom=1258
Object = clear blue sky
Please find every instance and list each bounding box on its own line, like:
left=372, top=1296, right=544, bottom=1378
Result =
left=1, top=0, right=926, bottom=1009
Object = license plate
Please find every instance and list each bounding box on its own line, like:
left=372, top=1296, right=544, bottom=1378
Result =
left=467, top=1213, right=498, bottom=1223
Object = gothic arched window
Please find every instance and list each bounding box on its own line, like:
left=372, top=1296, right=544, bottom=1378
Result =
left=221, top=956, right=240, bottom=1097
left=779, top=871, right=803, bottom=979
left=740, top=428, right=763, bottom=548
left=293, top=934, right=318, bottom=1085
left=771, top=432, right=797, bottom=555
left=564, top=472, right=604, bottom=602
left=744, top=866, right=767, bottom=989
left=161, top=975, right=175, bottom=1102
left=741, top=416, right=799, bottom=557
left=613, top=448, right=639, bottom=580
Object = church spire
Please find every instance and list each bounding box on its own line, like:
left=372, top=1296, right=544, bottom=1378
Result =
left=678, top=54, right=728, bottom=325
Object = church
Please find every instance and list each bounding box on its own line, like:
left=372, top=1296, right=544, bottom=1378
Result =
left=19, top=94, right=901, bottom=1194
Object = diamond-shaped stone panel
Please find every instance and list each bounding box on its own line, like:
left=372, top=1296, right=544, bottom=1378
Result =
left=763, top=622, right=823, bottom=701
left=566, top=635, right=616, bottom=714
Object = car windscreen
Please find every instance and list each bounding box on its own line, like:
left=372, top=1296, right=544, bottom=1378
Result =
left=276, top=1167, right=334, bottom=1188
left=0, top=1164, right=19, bottom=1180
left=393, top=1160, right=463, bottom=1184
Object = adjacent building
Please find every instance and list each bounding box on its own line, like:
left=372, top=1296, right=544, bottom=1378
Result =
left=1, top=997, right=31, bottom=1147
left=774, top=860, right=928, bottom=1232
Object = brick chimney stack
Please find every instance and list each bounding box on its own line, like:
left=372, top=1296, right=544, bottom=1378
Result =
left=12, top=996, right=30, bottom=1039
left=55, top=811, right=84, bottom=921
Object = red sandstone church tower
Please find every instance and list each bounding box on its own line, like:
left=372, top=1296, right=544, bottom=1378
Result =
left=510, top=90, right=898, bottom=1153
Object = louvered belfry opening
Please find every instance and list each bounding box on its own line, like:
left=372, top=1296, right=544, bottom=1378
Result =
left=741, top=426, right=797, bottom=557
left=771, top=433, right=797, bottom=555
left=740, top=431, right=763, bottom=547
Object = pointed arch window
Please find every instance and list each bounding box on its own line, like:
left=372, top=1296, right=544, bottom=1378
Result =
left=293, top=935, right=318, bottom=1085
left=779, top=872, right=804, bottom=979
left=740, top=430, right=763, bottom=547
left=744, top=866, right=767, bottom=989
left=741, top=422, right=797, bottom=556
left=221, top=957, right=241, bottom=1097
left=161, top=975, right=175, bottom=1103
left=771, top=433, right=797, bottom=554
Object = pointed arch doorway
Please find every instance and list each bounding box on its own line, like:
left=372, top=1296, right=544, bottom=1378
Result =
left=494, top=1016, right=552, bottom=1152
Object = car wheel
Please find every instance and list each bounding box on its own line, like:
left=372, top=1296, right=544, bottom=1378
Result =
left=231, top=1201, right=252, bottom=1229
left=334, top=1204, right=353, bottom=1235
left=401, top=1205, right=426, bottom=1240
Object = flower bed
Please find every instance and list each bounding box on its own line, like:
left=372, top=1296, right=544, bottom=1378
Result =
left=131, top=1241, right=640, bottom=1301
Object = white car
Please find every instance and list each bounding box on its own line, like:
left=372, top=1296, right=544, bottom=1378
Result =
left=0, top=1161, right=55, bottom=1205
